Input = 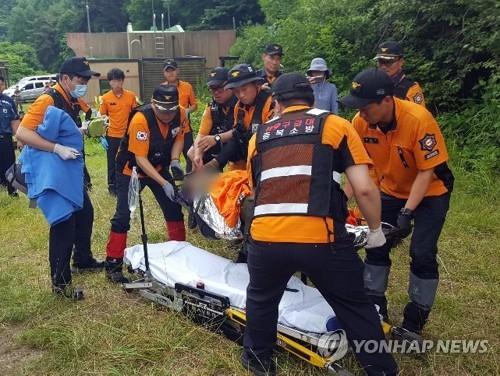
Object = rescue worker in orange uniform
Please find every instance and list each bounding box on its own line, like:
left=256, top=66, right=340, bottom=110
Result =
left=204, top=63, right=274, bottom=171
left=99, top=68, right=138, bottom=195
left=104, top=85, right=188, bottom=283
left=340, top=68, right=454, bottom=339
left=162, top=58, right=197, bottom=173
left=16, top=57, right=103, bottom=299
left=256, top=43, right=284, bottom=88
left=375, top=41, right=425, bottom=106
left=241, top=73, right=398, bottom=376
left=188, top=67, right=237, bottom=170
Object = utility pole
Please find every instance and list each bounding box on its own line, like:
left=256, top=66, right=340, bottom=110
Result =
left=86, top=0, right=91, bottom=33
left=167, top=0, right=171, bottom=28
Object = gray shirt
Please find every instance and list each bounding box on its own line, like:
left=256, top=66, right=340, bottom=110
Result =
left=312, top=81, right=338, bottom=114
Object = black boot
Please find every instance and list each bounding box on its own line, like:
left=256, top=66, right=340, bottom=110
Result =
left=52, top=284, right=84, bottom=301
left=72, top=257, right=105, bottom=273
left=105, top=257, right=130, bottom=283
left=240, top=352, right=276, bottom=376
left=402, top=302, right=430, bottom=334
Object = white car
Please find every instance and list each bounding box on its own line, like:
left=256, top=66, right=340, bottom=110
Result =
left=4, top=74, right=57, bottom=102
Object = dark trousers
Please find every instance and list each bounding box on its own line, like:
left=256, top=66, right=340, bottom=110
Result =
left=364, top=193, right=450, bottom=325
left=49, top=190, right=95, bottom=286
left=0, top=134, right=16, bottom=194
left=110, top=171, right=183, bottom=233
left=183, top=131, right=194, bottom=173
left=106, top=136, right=122, bottom=192
left=243, top=238, right=398, bottom=375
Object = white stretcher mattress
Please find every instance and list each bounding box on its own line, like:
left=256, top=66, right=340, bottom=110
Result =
left=124, top=241, right=357, bottom=334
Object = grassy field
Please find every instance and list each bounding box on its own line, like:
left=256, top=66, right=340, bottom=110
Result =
left=0, top=134, right=499, bottom=375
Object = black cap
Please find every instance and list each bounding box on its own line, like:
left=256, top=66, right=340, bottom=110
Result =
left=60, top=57, right=100, bottom=78
left=163, top=58, right=178, bottom=70
left=225, top=63, right=264, bottom=89
left=271, top=72, right=314, bottom=104
left=339, top=69, right=394, bottom=108
left=151, top=85, right=179, bottom=112
left=374, top=41, right=404, bottom=60
left=207, top=67, right=229, bottom=88
left=264, top=43, right=283, bottom=56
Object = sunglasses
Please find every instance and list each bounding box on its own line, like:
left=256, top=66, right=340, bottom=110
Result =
left=377, top=58, right=400, bottom=66
left=209, top=85, right=225, bottom=93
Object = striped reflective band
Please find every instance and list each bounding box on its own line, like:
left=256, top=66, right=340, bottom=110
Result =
left=254, top=203, right=308, bottom=216
left=260, top=165, right=312, bottom=181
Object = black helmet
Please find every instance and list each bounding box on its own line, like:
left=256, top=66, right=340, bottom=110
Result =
left=271, top=72, right=314, bottom=105
left=225, top=63, right=264, bottom=89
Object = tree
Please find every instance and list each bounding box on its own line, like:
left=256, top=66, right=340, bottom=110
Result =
left=0, top=41, right=43, bottom=83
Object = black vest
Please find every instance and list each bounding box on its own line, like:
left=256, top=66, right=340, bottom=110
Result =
left=209, top=96, right=237, bottom=136
left=46, top=89, right=82, bottom=126
left=393, top=75, right=417, bottom=100
left=116, top=104, right=181, bottom=174
left=251, top=108, right=347, bottom=229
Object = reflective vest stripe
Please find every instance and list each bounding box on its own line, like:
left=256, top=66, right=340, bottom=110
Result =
left=260, top=165, right=312, bottom=181
left=254, top=203, right=308, bottom=216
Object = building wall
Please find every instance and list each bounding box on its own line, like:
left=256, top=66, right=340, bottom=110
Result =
left=67, top=30, right=236, bottom=68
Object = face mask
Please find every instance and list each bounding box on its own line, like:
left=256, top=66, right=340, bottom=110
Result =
left=70, top=84, right=88, bottom=99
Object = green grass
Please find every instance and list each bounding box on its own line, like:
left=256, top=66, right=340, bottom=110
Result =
left=0, top=137, right=499, bottom=376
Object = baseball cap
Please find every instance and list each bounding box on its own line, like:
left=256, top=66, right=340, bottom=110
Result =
left=271, top=72, right=314, bottom=103
left=264, top=44, right=283, bottom=56
left=60, top=57, right=100, bottom=78
left=374, top=41, right=404, bottom=61
left=207, top=67, right=229, bottom=88
left=339, top=69, right=394, bottom=108
left=163, top=58, right=178, bottom=70
left=151, top=85, right=179, bottom=112
left=225, top=64, right=264, bottom=89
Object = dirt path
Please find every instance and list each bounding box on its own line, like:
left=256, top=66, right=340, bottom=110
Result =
left=0, top=324, right=43, bottom=375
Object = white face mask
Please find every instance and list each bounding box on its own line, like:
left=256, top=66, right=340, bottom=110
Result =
left=70, top=84, right=88, bottom=99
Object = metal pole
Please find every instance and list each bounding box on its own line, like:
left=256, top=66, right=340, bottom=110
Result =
left=86, top=0, right=91, bottom=33
left=151, top=0, right=154, bottom=30
left=167, top=1, right=171, bottom=28
left=161, top=13, right=164, bottom=31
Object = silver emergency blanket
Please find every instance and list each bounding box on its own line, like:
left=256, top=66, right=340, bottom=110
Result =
left=124, top=236, right=380, bottom=334
left=193, top=193, right=242, bottom=240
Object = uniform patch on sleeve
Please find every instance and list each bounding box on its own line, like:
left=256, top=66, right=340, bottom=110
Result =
left=136, top=131, right=148, bottom=141
left=419, top=133, right=437, bottom=151
left=171, top=127, right=180, bottom=137
left=425, top=150, right=440, bottom=160
left=413, top=93, right=424, bottom=104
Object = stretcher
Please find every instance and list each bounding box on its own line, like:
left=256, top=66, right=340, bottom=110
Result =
left=122, top=224, right=401, bottom=375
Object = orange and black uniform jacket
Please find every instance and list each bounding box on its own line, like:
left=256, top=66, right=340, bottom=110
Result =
left=99, top=89, right=138, bottom=138
left=393, top=72, right=425, bottom=106
left=247, top=105, right=372, bottom=244
left=21, top=83, right=90, bottom=131
left=121, top=107, right=188, bottom=177
left=352, top=97, right=453, bottom=199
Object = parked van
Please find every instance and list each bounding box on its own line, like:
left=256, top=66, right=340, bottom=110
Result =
left=4, top=74, right=57, bottom=102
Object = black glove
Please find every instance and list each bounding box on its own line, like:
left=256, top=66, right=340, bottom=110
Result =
left=170, top=159, right=184, bottom=181
left=396, top=208, right=414, bottom=239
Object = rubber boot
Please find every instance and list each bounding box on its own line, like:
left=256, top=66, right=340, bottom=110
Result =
left=105, top=257, right=130, bottom=283
left=52, top=284, right=84, bottom=301
left=166, top=220, right=186, bottom=241
left=105, top=232, right=129, bottom=283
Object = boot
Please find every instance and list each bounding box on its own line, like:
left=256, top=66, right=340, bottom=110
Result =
left=240, top=352, right=276, bottom=376
left=402, top=301, right=430, bottom=334
left=105, top=232, right=129, bottom=283
left=72, top=257, right=105, bottom=273
left=105, top=257, right=130, bottom=283
left=52, top=284, right=84, bottom=301
left=166, top=220, right=186, bottom=241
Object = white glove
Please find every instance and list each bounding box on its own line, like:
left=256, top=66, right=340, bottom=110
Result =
left=80, top=120, right=90, bottom=135
left=366, top=226, right=386, bottom=249
left=162, top=181, right=175, bottom=201
left=53, top=143, right=80, bottom=160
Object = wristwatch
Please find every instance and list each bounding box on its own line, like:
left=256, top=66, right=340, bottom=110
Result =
left=214, top=134, right=221, bottom=143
